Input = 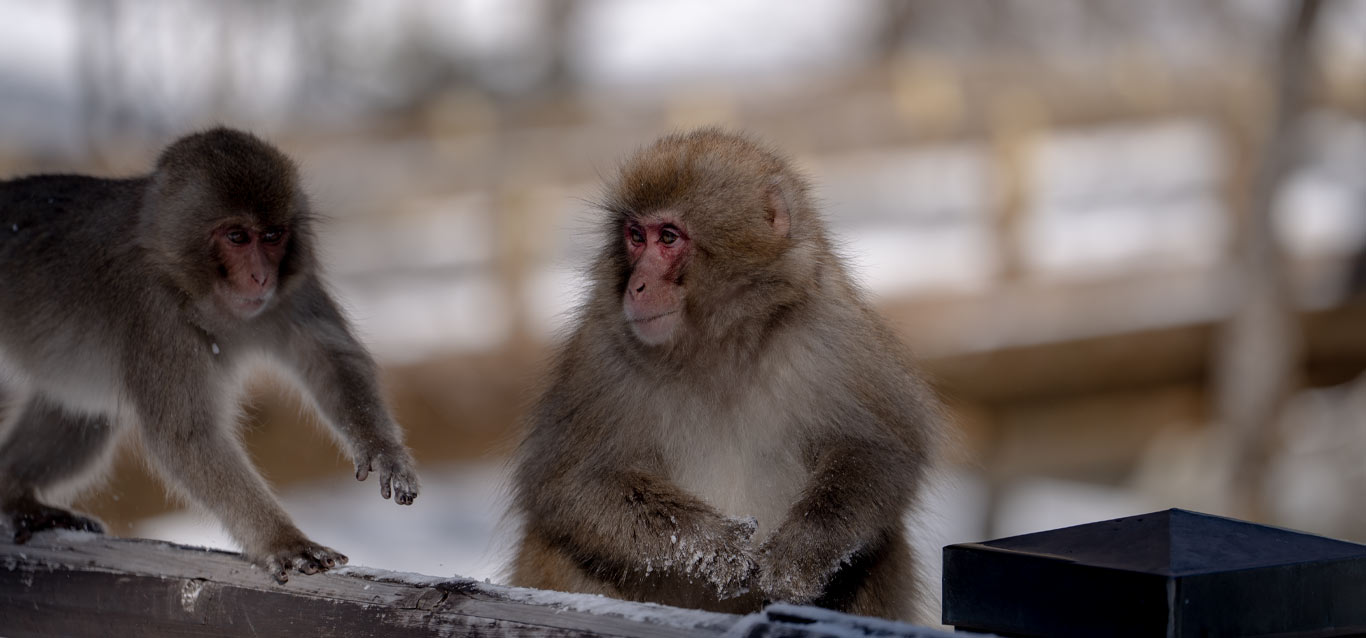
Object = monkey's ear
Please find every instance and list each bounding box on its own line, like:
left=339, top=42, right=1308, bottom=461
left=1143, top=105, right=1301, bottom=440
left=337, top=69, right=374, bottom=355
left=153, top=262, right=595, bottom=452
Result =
left=764, top=178, right=792, bottom=238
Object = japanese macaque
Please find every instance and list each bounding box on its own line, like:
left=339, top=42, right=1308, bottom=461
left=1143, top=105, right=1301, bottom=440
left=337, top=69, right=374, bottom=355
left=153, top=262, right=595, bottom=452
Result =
left=0, top=128, right=418, bottom=582
left=509, top=128, right=942, bottom=620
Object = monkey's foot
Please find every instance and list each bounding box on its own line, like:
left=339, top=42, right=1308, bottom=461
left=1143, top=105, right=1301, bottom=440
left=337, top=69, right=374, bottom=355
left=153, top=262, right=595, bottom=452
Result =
left=260, top=538, right=348, bottom=584
left=4, top=498, right=105, bottom=544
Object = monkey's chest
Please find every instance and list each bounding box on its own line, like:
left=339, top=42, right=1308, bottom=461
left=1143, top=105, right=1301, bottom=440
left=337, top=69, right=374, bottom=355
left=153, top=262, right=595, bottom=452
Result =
left=660, top=410, right=807, bottom=541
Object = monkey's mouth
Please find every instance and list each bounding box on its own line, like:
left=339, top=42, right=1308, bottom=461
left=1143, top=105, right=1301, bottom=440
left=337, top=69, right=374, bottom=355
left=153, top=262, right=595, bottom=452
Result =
left=219, top=289, right=274, bottom=318
left=629, top=310, right=678, bottom=325
left=626, top=309, right=680, bottom=345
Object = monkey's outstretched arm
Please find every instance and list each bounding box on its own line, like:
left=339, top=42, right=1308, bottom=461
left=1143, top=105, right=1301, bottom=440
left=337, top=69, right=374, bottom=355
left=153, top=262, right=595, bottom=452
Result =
left=276, top=281, right=418, bottom=505
left=519, top=455, right=758, bottom=597
left=130, top=375, right=346, bottom=583
left=758, top=431, right=916, bottom=604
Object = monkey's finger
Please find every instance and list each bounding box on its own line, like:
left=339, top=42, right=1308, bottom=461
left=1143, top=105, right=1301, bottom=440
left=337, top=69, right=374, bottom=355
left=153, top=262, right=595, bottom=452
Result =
left=390, top=468, right=419, bottom=505
left=307, top=546, right=346, bottom=569
left=355, top=461, right=372, bottom=482
left=266, top=558, right=289, bottom=584
left=379, top=471, right=393, bottom=500
left=292, top=555, right=321, bottom=575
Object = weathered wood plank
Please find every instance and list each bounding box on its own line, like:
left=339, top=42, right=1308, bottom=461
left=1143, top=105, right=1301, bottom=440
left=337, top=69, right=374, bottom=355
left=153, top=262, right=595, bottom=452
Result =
left=0, top=532, right=961, bottom=638
left=0, top=532, right=730, bottom=638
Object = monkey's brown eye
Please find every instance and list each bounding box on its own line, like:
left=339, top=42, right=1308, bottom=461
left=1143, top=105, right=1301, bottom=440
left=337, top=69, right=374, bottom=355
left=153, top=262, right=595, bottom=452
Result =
left=628, top=227, right=645, bottom=244
left=262, top=229, right=284, bottom=244
left=226, top=229, right=250, bottom=245
left=659, top=228, right=678, bottom=245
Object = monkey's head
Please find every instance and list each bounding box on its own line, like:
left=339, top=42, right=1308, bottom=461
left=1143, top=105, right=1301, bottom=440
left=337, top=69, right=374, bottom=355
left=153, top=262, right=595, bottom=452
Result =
left=600, top=128, right=822, bottom=349
left=141, top=127, right=317, bottom=322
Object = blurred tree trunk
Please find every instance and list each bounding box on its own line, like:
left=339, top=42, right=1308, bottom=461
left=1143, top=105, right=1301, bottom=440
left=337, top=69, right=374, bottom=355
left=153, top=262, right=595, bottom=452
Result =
left=872, top=0, right=915, bottom=62
left=76, top=0, right=121, bottom=159
left=1213, top=0, right=1322, bottom=522
left=540, top=0, right=579, bottom=92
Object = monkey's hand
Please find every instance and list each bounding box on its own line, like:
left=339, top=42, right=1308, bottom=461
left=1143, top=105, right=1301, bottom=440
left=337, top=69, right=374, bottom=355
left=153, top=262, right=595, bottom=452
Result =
left=678, top=515, right=759, bottom=600
left=755, top=524, right=847, bottom=605
left=354, top=443, right=419, bottom=506
left=260, top=534, right=348, bottom=584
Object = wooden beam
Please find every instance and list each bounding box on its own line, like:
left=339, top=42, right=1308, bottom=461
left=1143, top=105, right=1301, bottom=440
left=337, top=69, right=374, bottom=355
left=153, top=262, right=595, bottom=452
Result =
left=0, top=533, right=957, bottom=638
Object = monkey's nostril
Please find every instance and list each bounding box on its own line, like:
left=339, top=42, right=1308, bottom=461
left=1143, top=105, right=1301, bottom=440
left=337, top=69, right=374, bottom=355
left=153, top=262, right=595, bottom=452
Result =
left=634, top=283, right=645, bottom=293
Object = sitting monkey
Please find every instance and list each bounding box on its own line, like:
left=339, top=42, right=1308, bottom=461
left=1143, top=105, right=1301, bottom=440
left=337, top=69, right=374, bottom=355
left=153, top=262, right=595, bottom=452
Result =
left=509, top=128, right=942, bottom=620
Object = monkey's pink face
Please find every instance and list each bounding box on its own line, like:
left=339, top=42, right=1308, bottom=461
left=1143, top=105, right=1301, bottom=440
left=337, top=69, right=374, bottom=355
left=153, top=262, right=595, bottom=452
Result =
left=212, top=224, right=288, bottom=320
left=623, top=215, right=690, bottom=345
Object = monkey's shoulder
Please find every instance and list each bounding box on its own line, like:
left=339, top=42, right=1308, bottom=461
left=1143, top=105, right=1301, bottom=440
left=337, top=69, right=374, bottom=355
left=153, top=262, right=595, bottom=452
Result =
left=779, top=305, right=939, bottom=425
left=788, top=299, right=907, bottom=361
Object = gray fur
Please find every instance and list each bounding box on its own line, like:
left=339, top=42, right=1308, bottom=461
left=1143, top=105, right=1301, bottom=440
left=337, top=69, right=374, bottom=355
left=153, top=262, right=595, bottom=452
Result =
left=0, top=128, right=418, bottom=583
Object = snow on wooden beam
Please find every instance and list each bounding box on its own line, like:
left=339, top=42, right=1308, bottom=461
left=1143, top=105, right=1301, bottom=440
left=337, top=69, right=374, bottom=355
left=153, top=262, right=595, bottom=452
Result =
left=0, top=532, right=956, bottom=638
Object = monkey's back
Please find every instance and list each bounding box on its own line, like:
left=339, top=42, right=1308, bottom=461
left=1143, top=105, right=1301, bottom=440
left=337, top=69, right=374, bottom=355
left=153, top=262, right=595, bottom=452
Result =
left=0, top=175, right=152, bottom=402
left=0, top=174, right=146, bottom=270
